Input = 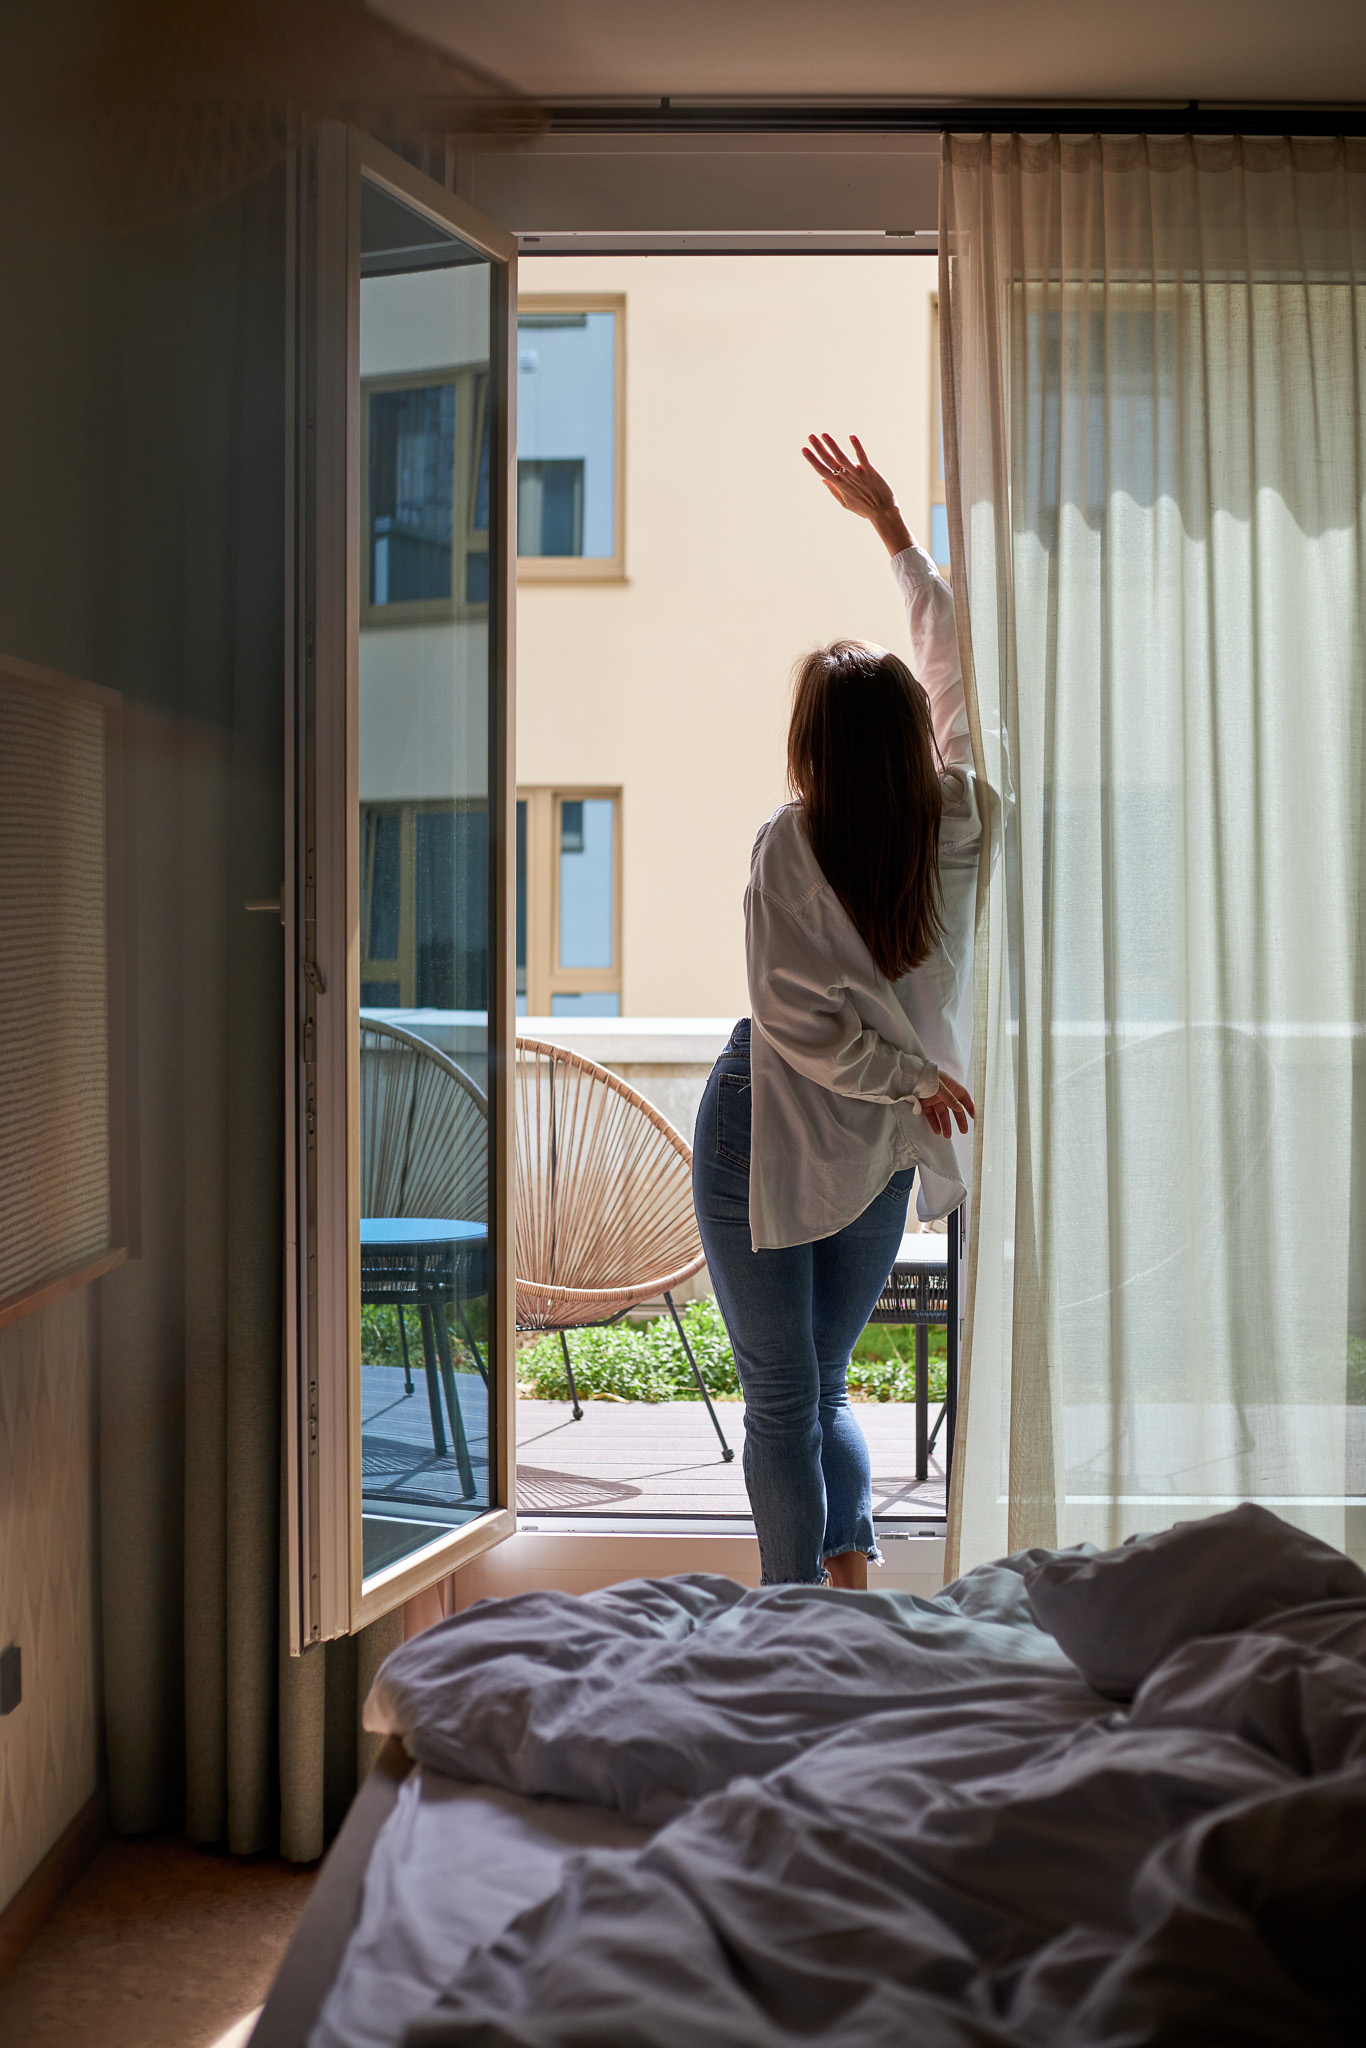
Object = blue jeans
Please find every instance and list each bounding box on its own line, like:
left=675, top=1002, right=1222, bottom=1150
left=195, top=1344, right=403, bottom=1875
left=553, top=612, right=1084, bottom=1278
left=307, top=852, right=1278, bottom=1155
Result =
left=693, top=1018, right=914, bottom=1585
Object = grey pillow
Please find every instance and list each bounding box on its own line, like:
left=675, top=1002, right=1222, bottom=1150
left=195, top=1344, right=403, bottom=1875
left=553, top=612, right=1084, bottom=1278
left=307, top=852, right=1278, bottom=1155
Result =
left=1023, top=1503, right=1366, bottom=1700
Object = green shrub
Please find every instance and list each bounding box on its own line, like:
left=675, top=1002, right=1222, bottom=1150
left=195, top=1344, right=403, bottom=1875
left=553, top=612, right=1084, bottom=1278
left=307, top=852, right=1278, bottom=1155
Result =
left=364, top=1293, right=948, bottom=1406
left=361, top=1301, right=485, bottom=1374
left=517, top=1298, right=737, bottom=1402
left=1350, top=1336, right=1366, bottom=1406
left=361, top=1304, right=405, bottom=1369
left=851, top=1321, right=947, bottom=1403
left=517, top=1299, right=946, bottom=1405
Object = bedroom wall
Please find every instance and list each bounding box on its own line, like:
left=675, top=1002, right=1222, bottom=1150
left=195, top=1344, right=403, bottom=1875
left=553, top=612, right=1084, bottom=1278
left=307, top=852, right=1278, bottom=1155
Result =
left=0, top=8, right=108, bottom=1920
left=447, top=1528, right=947, bottom=1606
left=0, top=1291, right=102, bottom=1914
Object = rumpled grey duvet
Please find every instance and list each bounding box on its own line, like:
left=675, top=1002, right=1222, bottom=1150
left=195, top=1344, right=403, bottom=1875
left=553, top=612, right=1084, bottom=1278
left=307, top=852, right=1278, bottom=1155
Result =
left=359, top=1551, right=1366, bottom=2046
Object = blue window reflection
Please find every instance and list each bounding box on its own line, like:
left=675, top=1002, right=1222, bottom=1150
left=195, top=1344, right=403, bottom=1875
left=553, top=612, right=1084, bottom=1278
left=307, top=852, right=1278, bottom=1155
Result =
left=368, top=383, right=455, bottom=603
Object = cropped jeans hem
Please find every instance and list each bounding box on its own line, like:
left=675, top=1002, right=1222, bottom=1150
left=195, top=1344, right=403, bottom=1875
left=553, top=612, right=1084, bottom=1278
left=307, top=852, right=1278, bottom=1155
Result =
left=822, top=1538, right=885, bottom=1569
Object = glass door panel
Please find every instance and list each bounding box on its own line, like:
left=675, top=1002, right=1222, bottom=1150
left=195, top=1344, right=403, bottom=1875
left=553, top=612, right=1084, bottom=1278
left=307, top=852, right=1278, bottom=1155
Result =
left=357, top=175, right=497, bottom=1586
left=285, top=127, right=515, bottom=1649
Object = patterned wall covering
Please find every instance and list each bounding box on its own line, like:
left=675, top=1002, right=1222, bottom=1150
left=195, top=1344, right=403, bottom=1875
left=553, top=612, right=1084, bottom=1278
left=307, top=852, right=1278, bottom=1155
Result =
left=0, top=1289, right=100, bottom=1912
left=0, top=669, right=112, bottom=1312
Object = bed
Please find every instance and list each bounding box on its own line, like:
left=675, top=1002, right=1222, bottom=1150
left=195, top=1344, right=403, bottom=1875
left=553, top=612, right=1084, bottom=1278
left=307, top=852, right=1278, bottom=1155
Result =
left=252, top=1504, right=1366, bottom=2047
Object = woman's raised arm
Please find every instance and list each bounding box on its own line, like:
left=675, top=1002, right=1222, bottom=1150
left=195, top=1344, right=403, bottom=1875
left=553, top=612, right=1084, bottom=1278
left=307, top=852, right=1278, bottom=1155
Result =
left=802, top=433, right=968, bottom=768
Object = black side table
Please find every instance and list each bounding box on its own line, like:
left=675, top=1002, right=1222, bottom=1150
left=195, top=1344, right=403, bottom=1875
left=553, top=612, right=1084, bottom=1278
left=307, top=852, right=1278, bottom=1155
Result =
left=360, top=1218, right=488, bottom=1502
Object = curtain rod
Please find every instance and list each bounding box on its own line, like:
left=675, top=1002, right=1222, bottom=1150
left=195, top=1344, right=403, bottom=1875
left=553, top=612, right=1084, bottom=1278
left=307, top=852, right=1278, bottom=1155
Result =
left=542, top=102, right=1366, bottom=138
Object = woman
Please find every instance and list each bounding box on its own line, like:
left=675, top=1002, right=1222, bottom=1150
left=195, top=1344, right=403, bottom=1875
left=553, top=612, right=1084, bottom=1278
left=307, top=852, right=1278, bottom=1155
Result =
left=693, top=433, right=979, bottom=1591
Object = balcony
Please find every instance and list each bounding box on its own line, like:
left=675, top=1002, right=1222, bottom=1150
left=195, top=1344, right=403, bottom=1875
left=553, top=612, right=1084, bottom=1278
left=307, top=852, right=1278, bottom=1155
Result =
left=360, top=1017, right=951, bottom=1556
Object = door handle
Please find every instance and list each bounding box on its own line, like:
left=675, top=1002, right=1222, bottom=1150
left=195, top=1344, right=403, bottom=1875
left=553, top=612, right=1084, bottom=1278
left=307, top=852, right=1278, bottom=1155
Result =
left=244, top=891, right=284, bottom=926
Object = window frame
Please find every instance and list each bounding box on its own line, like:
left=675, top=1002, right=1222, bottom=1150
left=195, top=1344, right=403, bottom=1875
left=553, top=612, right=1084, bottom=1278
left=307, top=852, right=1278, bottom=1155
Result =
left=358, top=363, right=490, bottom=628
left=929, top=293, right=950, bottom=576
left=517, top=785, right=623, bottom=1016
left=515, top=293, right=627, bottom=584
left=287, top=124, right=518, bottom=1649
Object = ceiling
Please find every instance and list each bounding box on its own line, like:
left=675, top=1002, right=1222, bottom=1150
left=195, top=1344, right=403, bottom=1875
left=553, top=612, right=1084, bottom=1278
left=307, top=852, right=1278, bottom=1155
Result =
left=372, top=0, right=1366, bottom=109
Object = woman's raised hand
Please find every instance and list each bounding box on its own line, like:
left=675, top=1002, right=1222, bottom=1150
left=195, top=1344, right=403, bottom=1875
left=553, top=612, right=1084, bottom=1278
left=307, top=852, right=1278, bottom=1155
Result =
left=801, top=434, right=912, bottom=556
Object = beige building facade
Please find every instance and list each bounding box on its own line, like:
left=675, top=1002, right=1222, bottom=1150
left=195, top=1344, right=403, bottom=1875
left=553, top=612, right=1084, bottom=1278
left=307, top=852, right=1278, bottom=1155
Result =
left=516, top=253, right=942, bottom=1022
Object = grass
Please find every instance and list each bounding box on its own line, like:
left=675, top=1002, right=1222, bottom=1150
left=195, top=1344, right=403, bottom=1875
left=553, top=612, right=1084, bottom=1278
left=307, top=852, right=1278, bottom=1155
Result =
left=361, top=1296, right=946, bottom=1403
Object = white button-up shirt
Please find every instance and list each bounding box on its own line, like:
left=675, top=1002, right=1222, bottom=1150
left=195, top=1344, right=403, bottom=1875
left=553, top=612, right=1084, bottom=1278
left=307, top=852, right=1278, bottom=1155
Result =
left=744, top=544, right=980, bottom=1250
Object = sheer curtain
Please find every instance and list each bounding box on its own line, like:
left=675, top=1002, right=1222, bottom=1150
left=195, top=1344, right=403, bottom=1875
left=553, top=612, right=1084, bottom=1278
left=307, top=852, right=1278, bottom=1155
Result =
left=939, top=135, right=1366, bottom=1575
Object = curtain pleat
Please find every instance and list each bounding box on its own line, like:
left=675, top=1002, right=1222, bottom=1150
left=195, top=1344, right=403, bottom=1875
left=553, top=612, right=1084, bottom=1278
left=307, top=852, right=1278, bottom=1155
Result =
left=99, top=715, right=189, bottom=1835
left=279, top=1590, right=403, bottom=1865
left=90, top=162, right=397, bottom=1860
left=940, top=134, right=1366, bottom=1577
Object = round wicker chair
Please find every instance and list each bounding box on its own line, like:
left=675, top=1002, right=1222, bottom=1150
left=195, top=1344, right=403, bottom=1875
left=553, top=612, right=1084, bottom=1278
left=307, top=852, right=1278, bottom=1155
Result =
left=360, top=1018, right=488, bottom=1227
left=515, top=1036, right=733, bottom=1456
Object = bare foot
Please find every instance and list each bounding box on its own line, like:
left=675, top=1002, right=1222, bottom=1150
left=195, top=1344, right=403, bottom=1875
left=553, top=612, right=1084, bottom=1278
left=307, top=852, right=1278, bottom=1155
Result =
left=824, top=1549, right=868, bottom=1592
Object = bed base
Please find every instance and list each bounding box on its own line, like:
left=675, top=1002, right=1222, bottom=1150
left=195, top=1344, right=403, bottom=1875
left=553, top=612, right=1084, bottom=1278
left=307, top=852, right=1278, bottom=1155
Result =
left=251, top=1736, right=413, bottom=2048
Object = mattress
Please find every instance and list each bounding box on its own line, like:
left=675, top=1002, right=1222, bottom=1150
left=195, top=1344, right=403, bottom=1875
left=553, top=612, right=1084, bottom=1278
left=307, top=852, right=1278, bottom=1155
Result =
left=309, top=1775, right=653, bottom=2048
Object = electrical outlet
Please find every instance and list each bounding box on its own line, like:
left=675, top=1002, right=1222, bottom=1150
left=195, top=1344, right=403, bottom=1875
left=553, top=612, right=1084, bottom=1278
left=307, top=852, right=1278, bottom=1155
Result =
left=0, top=1643, right=20, bottom=1715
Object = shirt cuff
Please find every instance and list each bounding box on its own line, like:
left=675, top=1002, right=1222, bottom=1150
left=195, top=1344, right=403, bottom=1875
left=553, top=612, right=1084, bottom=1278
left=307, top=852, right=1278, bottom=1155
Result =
left=910, top=1062, right=940, bottom=1107
left=890, top=541, right=939, bottom=586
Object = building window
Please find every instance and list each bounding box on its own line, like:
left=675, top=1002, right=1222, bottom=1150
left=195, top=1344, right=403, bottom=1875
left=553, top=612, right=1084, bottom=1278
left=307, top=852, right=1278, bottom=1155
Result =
left=517, top=458, right=584, bottom=557
left=361, top=366, right=489, bottom=621
left=360, top=799, right=489, bottom=1012
left=929, top=295, right=950, bottom=574
left=516, top=788, right=622, bottom=1015
left=516, top=297, right=624, bottom=580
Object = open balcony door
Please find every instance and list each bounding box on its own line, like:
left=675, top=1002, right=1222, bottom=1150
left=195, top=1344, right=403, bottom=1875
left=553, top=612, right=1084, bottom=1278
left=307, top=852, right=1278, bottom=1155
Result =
left=286, top=126, right=518, bottom=1648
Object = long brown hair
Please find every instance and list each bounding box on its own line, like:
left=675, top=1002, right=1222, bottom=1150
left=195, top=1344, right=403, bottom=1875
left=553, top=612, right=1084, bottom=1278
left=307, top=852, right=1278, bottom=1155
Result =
left=787, top=640, right=945, bottom=979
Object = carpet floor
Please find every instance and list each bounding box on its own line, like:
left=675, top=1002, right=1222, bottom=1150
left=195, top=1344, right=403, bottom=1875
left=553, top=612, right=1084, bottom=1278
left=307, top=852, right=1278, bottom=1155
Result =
left=0, top=1832, right=315, bottom=2047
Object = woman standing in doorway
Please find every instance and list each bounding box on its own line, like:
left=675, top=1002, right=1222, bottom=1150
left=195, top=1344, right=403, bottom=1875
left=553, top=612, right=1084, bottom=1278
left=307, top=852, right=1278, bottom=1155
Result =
left=693, top=434, right=979, bottom=1590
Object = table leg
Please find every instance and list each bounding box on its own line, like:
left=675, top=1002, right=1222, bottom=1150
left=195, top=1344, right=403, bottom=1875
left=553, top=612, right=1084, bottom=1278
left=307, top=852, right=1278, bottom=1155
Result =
left=454, top=1296, right=488, bottom=1386
left=397, top=1305, right=415, bottom=1396
left=916, top=1322, right=929, bottom=1483
left=946, top=1205, right=961, bottom=1489
left=430, top=1295, right=477, bottom=1500
left=417, top=1304, right=447, bottom=1457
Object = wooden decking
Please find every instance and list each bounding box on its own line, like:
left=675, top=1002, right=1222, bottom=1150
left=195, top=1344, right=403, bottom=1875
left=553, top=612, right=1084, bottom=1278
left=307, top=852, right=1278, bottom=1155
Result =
left=359, top=1365, right=947, bottom=1524
left=516, top=1398, right=948, bottom=1519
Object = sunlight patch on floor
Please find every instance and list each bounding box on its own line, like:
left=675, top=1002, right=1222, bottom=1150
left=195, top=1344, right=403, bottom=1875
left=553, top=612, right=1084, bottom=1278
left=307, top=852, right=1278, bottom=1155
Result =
left=208, top=2009, right=261, bottom=2048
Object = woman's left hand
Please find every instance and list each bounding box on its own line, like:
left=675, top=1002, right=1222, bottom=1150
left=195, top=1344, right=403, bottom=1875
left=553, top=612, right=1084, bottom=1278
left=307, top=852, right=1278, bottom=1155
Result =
left=918, top=1073, right=975, bottom=1140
